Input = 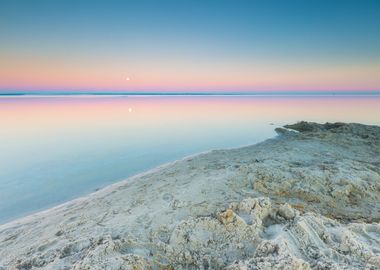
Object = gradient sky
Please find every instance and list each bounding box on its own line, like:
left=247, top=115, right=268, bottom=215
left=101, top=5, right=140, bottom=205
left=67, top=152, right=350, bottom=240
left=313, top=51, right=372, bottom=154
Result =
left=0, top=0, right=379, bottom=92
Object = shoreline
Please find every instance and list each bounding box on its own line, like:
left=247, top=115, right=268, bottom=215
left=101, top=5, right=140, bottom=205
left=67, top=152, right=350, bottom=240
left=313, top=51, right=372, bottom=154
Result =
left=0, top=147, right=218, bottom=229
left=0, top=138, right=277, bottom=228
left=1, top=121, right=379, bottom=269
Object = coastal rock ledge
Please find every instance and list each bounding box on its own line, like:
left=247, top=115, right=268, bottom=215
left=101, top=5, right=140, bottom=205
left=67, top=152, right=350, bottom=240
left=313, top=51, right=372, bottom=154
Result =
left=1, top=122, right=379, bottom=269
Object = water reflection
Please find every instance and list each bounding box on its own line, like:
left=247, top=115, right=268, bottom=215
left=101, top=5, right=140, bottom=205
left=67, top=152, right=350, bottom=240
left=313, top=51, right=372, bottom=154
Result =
left=1, top=95, right=380, bottom=223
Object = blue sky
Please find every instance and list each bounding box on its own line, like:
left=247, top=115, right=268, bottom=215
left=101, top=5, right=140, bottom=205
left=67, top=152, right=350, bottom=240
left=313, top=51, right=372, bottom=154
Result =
left=1, top=0, right=379, bottom=92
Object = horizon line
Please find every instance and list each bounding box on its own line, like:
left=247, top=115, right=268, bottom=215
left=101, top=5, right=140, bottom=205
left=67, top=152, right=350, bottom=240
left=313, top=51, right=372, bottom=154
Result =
left=1, top=91, right=380, bottom=97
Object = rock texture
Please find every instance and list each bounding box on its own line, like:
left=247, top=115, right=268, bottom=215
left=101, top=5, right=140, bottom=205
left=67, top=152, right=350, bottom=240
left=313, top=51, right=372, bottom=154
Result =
left=0, top=122, right=379, bottom=269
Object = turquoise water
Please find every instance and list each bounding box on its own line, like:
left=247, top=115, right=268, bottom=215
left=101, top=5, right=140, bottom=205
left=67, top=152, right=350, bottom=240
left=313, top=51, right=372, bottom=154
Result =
left=1, top=95, right=380, bottom=224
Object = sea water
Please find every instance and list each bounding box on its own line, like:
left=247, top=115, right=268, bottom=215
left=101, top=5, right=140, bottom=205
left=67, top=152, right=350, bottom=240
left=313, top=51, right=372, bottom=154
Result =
left=1, top=95, right=380, bottom=224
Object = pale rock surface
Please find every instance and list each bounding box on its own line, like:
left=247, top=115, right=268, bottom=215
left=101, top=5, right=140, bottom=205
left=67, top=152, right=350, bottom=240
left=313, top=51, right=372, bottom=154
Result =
left=0, top=122, right=379, bottom=269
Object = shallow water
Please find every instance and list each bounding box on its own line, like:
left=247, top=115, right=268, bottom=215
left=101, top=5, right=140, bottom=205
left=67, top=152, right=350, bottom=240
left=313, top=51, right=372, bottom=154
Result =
left=1, top=95, right=380, bottom=224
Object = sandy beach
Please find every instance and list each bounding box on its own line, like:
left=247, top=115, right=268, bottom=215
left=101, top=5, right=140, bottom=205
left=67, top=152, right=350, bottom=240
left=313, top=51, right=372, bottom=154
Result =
left=0, top=122, right=379, bottom=269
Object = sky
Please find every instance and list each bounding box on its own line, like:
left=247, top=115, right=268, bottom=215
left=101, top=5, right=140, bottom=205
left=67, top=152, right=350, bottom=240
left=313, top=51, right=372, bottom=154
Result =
left=0, top=0, right=379, bottom=93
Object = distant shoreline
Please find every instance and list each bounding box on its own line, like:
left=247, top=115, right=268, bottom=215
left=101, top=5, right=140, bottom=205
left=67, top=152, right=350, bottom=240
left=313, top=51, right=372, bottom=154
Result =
left=1, top=91, right=380, bottom=97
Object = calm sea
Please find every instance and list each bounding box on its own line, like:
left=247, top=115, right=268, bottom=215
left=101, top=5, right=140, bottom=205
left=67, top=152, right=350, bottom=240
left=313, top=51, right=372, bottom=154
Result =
left=1, top=95, right=380, bottom=224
